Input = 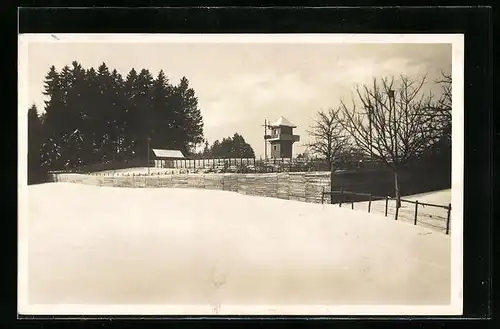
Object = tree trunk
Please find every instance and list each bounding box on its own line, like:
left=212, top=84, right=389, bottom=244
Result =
left=394, top=170, right=401, bottom=208
left=330, top=162, right=335, bottom=204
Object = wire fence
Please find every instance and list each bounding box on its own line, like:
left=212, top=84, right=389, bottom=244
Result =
left=49, top=157, right=385, bottom=175
left=170, top=157, right=385, bottom=171
left=321, top=187, right=452, bottom=235
left=165, top=157, right=332, bottom=173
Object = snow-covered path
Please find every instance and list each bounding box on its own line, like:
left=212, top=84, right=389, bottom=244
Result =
left=24, top=183, right=451, bottom=307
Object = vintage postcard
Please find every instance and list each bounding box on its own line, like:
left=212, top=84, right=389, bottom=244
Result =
left=18, top=33, right=464, bottom=316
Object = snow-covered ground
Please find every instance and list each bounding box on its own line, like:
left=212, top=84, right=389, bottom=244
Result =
left=352, top=189, right=451, bottom=234
left=24, top=183, right=451, bottom=309
left=404, top=189, right=451, bottom=205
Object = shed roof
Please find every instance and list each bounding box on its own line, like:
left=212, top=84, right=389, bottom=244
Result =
left=269, top=116, right=297, bottom=128
left=152, top=149, right=185, bottom=159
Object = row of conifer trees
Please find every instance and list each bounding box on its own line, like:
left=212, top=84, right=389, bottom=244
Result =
left=28, top=61, right=204, bottom=182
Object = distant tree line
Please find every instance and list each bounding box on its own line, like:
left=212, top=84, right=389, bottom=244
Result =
left=28, top=61, right=204, bottom=183
left=193, top=133, right=255, bottom=159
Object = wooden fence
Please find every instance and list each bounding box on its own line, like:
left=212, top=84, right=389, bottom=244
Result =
left=321, top=187, right=452, bottom=235
left=48, top=172, right=332, bottom=205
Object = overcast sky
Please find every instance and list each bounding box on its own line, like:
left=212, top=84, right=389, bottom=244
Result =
left=26, top=41, right=451, bottom=157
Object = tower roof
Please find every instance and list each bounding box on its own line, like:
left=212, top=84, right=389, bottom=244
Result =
left=269, top=116, right=297, bottom=128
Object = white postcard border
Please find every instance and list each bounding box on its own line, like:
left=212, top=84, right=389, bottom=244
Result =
left=18, top=33, right=464, bottom=316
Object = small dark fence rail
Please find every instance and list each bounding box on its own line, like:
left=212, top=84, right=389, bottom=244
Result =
left=321, top=187, right=452, bottom=235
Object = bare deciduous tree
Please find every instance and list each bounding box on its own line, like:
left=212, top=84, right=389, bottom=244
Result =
left=336, top=75, right=444, bottom=207
left=434, top=71, right=452, bottom=140
left=307, top=108, right=350, bottom=200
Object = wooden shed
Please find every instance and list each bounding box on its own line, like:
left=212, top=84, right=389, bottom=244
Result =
left=152, top=149, right=185, bottom=168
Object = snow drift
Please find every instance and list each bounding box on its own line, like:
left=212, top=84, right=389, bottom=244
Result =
left=25, top=183, right=451, bottom=307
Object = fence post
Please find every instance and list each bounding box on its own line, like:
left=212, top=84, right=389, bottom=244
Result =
left=368, top=194, right=372, bottom=213
left=394, top=200, right=399, bottom=220
left=385, top=196, right=389, bottom=217
left=414, top=200, right=419, bottom=225
left=321, top=186, right=325, bottom=204
left=339, top=185, right=344, bottom=207
left=446, top=203, right=452, bottom=235
left=351, top=201, right=354, bottom=210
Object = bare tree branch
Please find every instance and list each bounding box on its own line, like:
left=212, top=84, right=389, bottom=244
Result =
left=335, top=74, right=450, bottom=205
left=306, top=108, right=350, bottom=171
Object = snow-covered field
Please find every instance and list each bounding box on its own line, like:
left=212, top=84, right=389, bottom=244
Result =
left=352, top=189, right=452, bottom=233
left=24, top=183, right=451, bottom=310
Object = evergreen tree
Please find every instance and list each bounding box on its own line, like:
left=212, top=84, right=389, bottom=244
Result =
left=94, top=62, right=114, bottom=162
left=28, top=104, right=44, bottom=183
left=110, top=68, right=126, bottom=161
left=202, top=139, right=211, bottom=157
left=211, top=140, right=221, bottom=157
left=150, top=70, right=171, bottom=149
left=232, top=133, right=255, bottom=158
left=134, top=68, right=155, bottom=158
left=65, top=61, right=87, bottom=167
left=41, top=65, right=64, bottom=169
left=209, top=133, right=255, bottom=158
left=41, top=63, right=85, bottom=169
left=37, top=63, right=205, bottom=169
left=169, top=77, right=204, bottom=154
left=82, top=67, right=100, bottom=164
left=123, top=68, right=139, bottom=158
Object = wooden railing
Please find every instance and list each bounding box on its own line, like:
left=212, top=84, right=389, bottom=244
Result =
left=321, top=187, right=452, bottom=235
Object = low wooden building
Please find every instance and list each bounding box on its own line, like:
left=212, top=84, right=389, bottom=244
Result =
left=152, top=149, right=185, bottom=168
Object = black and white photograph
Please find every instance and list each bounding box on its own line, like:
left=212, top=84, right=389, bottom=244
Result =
left=18, top=34, right=464, bottom=315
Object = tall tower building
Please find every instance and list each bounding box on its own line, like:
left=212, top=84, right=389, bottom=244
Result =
left=264, top=116, right=300, bottom=159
